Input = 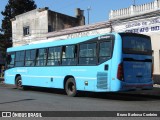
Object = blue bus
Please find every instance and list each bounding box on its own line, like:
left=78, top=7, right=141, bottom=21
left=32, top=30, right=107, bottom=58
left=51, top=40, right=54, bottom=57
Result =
left=5, top=32, right=153, bottom=96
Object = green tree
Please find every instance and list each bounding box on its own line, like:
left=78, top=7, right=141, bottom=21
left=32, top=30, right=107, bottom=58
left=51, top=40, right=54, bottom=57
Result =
left=1, top=0, right=37, bottom=46
left=0, top=33, right=7, bottom=64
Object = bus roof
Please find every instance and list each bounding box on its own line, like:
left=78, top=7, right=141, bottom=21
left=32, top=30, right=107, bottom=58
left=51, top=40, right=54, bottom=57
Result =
left=7, top=33, right=117, bottom=52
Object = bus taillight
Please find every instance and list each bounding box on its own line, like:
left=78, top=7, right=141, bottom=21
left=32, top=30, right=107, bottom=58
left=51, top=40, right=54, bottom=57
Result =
left=117, top=63, right=124, bottom=81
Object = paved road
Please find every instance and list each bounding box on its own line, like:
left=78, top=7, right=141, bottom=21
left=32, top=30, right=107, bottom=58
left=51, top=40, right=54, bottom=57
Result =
left=0, top=83, right=160, bottom=120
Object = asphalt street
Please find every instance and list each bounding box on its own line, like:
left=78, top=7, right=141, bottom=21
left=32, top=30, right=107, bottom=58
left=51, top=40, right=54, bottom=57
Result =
left=0, top=83, right=160, bottom=120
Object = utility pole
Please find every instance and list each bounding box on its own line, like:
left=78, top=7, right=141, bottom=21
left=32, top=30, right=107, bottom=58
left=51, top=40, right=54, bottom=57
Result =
left=133, top=0, right=136, bottom=6
left=87, top=6, right=91, bottom=24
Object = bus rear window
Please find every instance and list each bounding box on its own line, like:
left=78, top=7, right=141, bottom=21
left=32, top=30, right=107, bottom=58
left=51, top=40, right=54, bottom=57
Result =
left=121, top=35, right=152, bottom=55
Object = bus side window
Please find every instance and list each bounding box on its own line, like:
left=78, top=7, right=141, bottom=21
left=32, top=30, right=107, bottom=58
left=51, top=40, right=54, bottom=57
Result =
left=47, top=47, right=61, bottom=66
left=25, top=50, right=36, bottom=66
left=99, top=41, right=112, bottom=63
left=15, top=51, right=25, bottom=67
left=36, top=48, right=47, bottom=66
left=79, top=43, right=97, bottom=65
left=62, top=45, right=77, bottom=65
left=7, top=53, right=15, bottom=68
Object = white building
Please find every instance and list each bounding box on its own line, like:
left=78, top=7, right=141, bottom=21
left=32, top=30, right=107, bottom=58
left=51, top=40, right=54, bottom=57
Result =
left=11, top=0, right=160, bottom=83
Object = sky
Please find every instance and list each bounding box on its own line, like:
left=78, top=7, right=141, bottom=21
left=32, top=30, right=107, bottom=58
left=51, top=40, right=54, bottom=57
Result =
left=0, top=0, right=155, bottom=26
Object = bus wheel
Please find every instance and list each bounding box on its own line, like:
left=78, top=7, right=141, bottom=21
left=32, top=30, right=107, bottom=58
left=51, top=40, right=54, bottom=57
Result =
left=65, top=78, right=77, bottom=97
left=16, top=76, right=23, bottom=90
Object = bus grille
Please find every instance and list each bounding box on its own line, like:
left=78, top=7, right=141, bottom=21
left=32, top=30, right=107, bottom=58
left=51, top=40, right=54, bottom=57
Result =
left=97, top=72, right=108, bottom=89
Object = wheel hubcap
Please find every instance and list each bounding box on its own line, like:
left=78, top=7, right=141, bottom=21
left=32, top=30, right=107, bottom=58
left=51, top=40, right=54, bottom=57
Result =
left=17, top=79, right=22, bottom=88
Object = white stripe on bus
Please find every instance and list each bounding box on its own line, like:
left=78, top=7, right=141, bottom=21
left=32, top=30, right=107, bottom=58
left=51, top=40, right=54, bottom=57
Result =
left=7, top=75, right=96, bottom=80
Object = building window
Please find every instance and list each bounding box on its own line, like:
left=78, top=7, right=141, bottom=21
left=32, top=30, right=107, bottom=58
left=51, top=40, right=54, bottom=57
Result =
left=23, top=26, right=30, bottom=36
left=48, top=25, right=53, bottom=32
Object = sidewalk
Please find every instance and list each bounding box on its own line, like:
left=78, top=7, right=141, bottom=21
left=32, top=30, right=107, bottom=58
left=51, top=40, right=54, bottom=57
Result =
left=139, top=84, right=160, bottom=98
left=127, top=84, right=160, bottom=98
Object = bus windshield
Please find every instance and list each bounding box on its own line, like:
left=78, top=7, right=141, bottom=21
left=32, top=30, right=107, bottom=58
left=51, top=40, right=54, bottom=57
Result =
left=121, top=34, right=152, bottom=55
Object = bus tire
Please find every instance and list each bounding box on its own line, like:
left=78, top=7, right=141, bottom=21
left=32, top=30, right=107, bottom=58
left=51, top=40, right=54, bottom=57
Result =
left=16, top=76, right=23, bottom=90
left=15, top=76, right=28, bottom=90
left=65, top=78, right=77, bottom=97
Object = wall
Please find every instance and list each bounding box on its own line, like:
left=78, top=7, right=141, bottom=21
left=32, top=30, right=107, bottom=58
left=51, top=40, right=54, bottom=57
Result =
left=48, top=10, right=82, bottom=32
left=12, top=8, right=48, bottom=46
left=109, top=0, right=160, bottom=20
